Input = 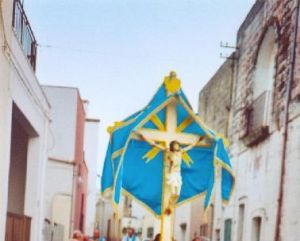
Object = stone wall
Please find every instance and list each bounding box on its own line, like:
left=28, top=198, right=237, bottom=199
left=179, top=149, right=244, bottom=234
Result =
left=198, top=57, right=234, bottom=136
left=198, top=1, right=300, bottom=241
left=194, top=56, right=234, bottom=241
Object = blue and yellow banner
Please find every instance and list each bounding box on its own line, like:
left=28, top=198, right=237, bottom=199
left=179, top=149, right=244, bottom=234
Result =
left=101, top=74, right=235, bottom=217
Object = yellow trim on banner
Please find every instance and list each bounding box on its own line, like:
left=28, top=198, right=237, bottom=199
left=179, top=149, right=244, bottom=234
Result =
left=216, top=157, right=235, bottom=177
left=122, top=189, right=161, bottom=219
left=175, top=191, right=206, bottom=207
left=216, top=157, right=236, bottom=205
left=112, top=148, right=124, bottom=160
left=202, top=145, right=218, bottom=218
left=101, top=187, right=112, bottom=199
left=217, top=132, right=230, bottom=148
left=107, top=111, right=144, bottom=135
left=176, top=96, right=215, bottom=140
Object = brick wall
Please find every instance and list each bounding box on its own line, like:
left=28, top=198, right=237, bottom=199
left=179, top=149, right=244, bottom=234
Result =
left=234, top=0, right=300, bottom=140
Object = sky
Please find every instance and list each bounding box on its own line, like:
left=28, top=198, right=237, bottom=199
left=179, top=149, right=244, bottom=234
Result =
left=24, top=0, right=254, bottom=184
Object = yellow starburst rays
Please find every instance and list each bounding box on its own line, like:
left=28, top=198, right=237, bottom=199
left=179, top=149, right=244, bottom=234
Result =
left=143, top=146, right=162, bottom=163
left=142, top=114, right=166, bottom=163
left=182, top=151, right=194, bottom=167
left=143, top=115, right=195, bottom=166
left=150, top=114, right=165, bottom=131
left=143, top=145, right=194, bottom=166
left=176, top=116, right=193, bottom=133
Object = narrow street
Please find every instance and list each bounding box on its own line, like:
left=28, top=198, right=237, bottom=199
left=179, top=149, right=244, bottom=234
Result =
left=1, top=1, right=300, bottom=241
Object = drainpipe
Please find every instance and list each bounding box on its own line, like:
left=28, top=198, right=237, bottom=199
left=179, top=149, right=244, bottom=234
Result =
left=274, top=1, right=300, bottom=240
left=71, top=162, right=78, bottom=236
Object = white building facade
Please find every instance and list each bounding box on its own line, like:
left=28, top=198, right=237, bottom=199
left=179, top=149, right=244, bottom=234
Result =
left=84, top=118, right=101, bottom=236
left=0, top=1, right=50, bottom=241
left=95, top=195, right=114, bottom=239
left=43, top=86, right=87, bottom=241
left=141, top=212, right=160, bottom=240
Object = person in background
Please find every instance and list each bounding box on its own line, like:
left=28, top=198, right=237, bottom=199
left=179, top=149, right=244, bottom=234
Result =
left=121, top=227, right=127, bottom=240
left=153, top=233, right=176, bottom=241
left=83, top=235, right=89, bottom=241
left=192, top=237, right=202, bottom=241
left=122, top=227, right=140, bottom=241
left=92, top=229, right=106, bottom=241
left=70, top=230, right=83, bottom=241
left=153, top=233, right=160, bottom=241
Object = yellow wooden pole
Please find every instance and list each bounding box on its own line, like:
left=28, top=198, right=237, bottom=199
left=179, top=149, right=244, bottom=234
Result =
left=160, top=155, right=174, bottom=241
left=160, top=101, right=177, bottom=241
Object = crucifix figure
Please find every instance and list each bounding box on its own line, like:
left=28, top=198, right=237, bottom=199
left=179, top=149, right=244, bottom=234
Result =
left=135, top=132, right=203, bottom=213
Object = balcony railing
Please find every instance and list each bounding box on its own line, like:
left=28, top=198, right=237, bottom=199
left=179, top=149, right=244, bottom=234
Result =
left=5, top=212, right=31, bottom=241
left=12, top=0, right=37, bottom=70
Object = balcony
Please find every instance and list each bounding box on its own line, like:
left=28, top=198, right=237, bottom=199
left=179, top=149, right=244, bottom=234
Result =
left=241, top=91, right=271, bottom=147
left=5, top=212, right=31, bottom=241
left=12, top=0, right=37, bottom=70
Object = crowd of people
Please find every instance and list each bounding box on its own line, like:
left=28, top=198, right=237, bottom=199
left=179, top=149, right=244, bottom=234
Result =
left=69, top=227, right=140, bottom=241
left=121, top=227, right=140, bottom=241
left=70, top=229, right=105, bottom=241
left=69, top=228, right=206, bottom=241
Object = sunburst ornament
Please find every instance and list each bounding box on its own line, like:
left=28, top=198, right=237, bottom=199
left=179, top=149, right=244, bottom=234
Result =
left=164, top=71, right=181, bottom=94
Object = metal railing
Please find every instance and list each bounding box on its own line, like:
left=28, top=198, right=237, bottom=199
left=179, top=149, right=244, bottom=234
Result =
left=12, top=0, right=37, bottom=70
left=5, top=212, right=31, bottom=241
left=248, top=91, right=270, bottom=132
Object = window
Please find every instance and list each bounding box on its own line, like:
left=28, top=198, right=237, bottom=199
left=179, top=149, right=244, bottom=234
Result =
left=224, top=219, right=232, bottom=241
left=180, top=223, right=187, bottom=241
left=147, top=227, right=154, bottom=239
left=200, top=224, right=208, bottom=237
left=252, top=217, right=262, bottom=241
left=253, top=27, right=277, bottom=101
left=237, top=204, right=245, bottom=241
left=241, top=26, right=277, bottom=146
left=215, top=229, right=221, bottom=241
left=251, top=26, right=276, bottom=129
left=123, top=196, right=132, bottom=217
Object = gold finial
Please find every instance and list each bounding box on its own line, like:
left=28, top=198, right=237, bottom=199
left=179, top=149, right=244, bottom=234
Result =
left=164, top=71, right=181, bottom=93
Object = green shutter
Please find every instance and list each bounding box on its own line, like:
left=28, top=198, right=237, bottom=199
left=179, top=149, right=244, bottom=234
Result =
left=224, top=219, right=232, bottom=241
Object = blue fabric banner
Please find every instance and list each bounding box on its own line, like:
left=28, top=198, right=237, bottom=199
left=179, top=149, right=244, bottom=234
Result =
left=101, top=80, right=235, bottom=217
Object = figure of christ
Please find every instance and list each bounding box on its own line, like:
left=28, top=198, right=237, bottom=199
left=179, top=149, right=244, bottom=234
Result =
left=134, top=130, right=204, bottom=214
